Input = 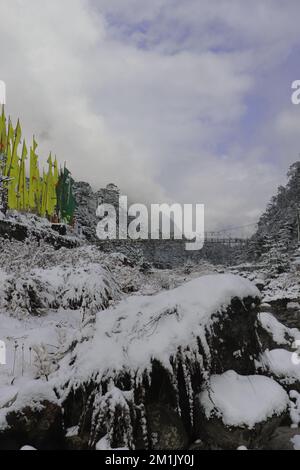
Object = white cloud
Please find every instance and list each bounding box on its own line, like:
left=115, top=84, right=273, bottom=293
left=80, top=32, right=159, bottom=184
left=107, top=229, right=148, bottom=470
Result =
left=0, top=0, right=299, bottom=229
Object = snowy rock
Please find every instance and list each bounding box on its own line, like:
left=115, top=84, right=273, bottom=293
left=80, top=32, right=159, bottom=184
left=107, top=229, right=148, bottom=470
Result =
left=146, top=403, right=188, bottom=450
left=0, top=216, right=79, bottom=249
left=289, top=390, right=300, bottom=428
left=0, top=399, right=63, bottom=450
left=259, top=349, right=300, bottom=392
left=254, top=279, right=265, bottom=291
left=62, top=274, right=260, bottom=385
left=257, top=312, right=300, bottom=351
left=59, top=275, right=261, bottom=449
left=261, top=302, right=272, bottom=309
left=287, top=302, right=300, bottom=310
left=265, top=427, right=300, bottom=450
left=197, top=371, right=289, bottom=449
left=73, top=181, right=98, bottom=241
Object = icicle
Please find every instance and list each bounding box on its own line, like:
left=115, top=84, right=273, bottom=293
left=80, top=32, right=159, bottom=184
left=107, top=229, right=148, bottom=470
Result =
left=181, top=353, right=194, bottom=427
left=89, top=382, right=135, bottom=450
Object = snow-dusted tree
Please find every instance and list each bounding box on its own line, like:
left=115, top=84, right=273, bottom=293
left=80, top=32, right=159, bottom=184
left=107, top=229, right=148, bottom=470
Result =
left=32, top=344, right=57, bottom=381
left=250, top=160, right=300, bottom=262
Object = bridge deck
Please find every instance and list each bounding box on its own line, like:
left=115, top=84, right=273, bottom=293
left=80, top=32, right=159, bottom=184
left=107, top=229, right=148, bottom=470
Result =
left=204, top=237, right=249, bottom=245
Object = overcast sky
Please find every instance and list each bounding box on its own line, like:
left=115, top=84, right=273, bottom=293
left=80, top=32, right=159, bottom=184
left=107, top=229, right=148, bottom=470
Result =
left=1, top=0, right=300, bottom=232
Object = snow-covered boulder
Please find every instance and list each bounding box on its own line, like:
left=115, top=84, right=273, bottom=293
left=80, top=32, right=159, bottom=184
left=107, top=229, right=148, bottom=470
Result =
left=58, top=274, right=261, bottom=450
left=259, top=349, right=300, bottom=392
left=257, top=312, right=300, bottom=351
left=197, top=371, right=289, bottom=449
left=0, top=381, right=63, bottom=450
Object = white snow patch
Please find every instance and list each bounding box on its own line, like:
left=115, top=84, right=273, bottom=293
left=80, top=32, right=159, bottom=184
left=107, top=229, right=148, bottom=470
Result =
left=66, top=426, right=79, bottom=438
left=199, top=370, right=288, bottom=429
left=291, top=435, right=300, bottom=450
left=0, top=386, right=18, bottom=409
left=96, top=435, right=129, bottom=451
left=260, top=349, right=300, bottom=385
left=287, top=302, right=300, bottom=310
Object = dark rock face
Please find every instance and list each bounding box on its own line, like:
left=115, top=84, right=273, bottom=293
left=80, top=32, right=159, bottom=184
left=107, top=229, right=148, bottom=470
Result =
left=194, top=411, right=286, bottom=450
left=73, top=182, right=121, bottom=242
left=265, top=426, right=300, bottom=450
left=0, top=219, right=78, bottom=249
left=73, top=182, right=98, bottom=241
left=266, top=299, right=300, bottom=329
left=0, top=401, right=64, bottom=450
left=145, top=404, right=189, bottom=450
left=66, top=435, right=89, bottom=450
left=207, top=296, right=260, bottom=376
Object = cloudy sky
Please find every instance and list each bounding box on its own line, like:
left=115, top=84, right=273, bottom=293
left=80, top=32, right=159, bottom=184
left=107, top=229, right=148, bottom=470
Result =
left=1, top=0, right=300, bottom=232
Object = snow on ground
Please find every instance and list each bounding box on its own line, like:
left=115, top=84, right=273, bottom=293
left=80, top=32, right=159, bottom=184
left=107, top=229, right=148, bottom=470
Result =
left=0, top=219, right=297, bottom=448
left=0, top=308, right=82, bottom=376
left=4, top=211, right=52, bottom=230
left=0, top=244, right=121, bottom=318
left=199, top=370, right=289, bottom=429
left=57, top=274, right=260, bottom=387
left=261, top=270, right=300, bottom=304
left=0, top=308, right=82, bottom=430
left=0, top=238, right=218, bottom=299
left=96, top=435, right=129, bottom=451
left=0, top=236, right=225, bottom=435
left=230, top=255, right=300, bottom=305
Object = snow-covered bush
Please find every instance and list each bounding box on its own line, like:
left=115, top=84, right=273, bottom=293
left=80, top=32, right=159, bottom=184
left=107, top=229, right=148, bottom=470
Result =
left=32, top=344, right=58, bottom=381
left=0, top=262, right=120, bottom=317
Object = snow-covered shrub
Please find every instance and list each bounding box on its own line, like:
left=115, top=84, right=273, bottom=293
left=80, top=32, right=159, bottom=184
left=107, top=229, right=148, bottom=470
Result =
left=32, top=344, right=58, bottom=381
left=1, top=262, right=120, bottom=317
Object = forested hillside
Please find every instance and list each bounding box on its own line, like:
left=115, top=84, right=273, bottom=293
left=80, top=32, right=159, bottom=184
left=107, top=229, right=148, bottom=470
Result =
left=249, top=162, right=300, bottom=264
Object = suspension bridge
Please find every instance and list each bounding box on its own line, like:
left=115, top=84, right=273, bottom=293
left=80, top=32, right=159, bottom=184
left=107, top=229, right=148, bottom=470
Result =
left=204, top=222, right=258, bottom=246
